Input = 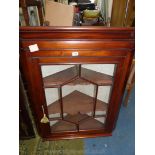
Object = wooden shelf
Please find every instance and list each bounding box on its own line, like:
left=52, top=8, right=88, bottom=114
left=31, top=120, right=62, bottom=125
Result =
left=43, top=66, right=77, bottom=87
left=81, top=67, right=113, bottom=85
left=51, top=120, right=77, bottom=133
left=48, top=90, right=107, bottom=115
left=50, top=113, right=105, bottom=133
left=64, top=113, right=89, bottom=124
left=79, top=116, right=105, bottom=131
left=43, top=66, right=113, bottom=87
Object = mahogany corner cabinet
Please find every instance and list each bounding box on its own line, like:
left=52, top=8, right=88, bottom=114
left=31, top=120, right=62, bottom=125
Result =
left=19, top=27, right=135, bottom=140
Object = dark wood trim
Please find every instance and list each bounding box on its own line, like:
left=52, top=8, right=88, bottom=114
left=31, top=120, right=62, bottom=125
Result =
left=20, top=27, right=135, bottom=40
left=43, top=131, right=112, bottom=141
left=20, top=26, right=134, bottom=31
left=31, top=58, right=51, bottom=137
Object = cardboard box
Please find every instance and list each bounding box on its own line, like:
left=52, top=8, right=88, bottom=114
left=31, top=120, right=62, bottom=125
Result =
left=45, top=1, right=74, bottom=26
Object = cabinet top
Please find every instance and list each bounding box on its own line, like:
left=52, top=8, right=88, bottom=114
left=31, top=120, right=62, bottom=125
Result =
left=20, top=26, right=134, bottom=31
left=20, top=26, right=135, bottom=40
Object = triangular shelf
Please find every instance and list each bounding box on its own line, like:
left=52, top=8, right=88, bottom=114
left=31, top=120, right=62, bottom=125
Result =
left=48, top=90, right=107, bottom=115
left=50, top=113, right=105, bottom=133
left=43, top=66, right=113, bottom=87
left=51, top=120, right=77, bottom=133
left=81, top=67, right=113, bottom=85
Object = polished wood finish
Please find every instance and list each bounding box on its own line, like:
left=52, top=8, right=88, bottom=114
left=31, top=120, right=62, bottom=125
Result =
left=43, top=66, right=113, bottom=87
left=19, top=27, right=134, bottom=140
left=124, top=59, right=135, bottom=106
left=20, top=27, right=134, bottom=39
left=51, top=113, right=105, bottom=133
left=48, top=90, right=107, bottom=115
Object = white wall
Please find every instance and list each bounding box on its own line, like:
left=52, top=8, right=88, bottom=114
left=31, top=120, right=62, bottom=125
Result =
left=107, top=0, right=113, bottom=19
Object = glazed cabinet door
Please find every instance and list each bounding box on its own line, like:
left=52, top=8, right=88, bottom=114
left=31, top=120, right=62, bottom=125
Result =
left=24, top=50, right=132, bottom=140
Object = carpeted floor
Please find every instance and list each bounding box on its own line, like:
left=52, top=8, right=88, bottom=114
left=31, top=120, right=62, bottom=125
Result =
left=84, top=87, right=135, bottom=155
left=20, top=137, right=84, bottom=155
left=19, top=88, right=135, bottom=155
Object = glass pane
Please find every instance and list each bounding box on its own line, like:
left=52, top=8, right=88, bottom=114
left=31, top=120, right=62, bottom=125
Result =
left=41, top=64, right=116, bottom=133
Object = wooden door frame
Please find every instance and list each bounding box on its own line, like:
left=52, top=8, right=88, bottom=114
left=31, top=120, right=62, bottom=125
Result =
left=23, top=51, right=133, bottom=140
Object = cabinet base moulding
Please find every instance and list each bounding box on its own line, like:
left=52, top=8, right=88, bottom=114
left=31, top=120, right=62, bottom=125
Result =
left=42, top=132, right=112, bottom=141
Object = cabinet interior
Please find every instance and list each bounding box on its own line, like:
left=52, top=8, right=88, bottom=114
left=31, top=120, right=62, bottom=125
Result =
left=41, top=64, right=116, bottom=133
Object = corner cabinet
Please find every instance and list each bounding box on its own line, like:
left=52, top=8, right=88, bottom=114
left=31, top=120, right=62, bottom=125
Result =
left=19, top=27, right=134, bottom=140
